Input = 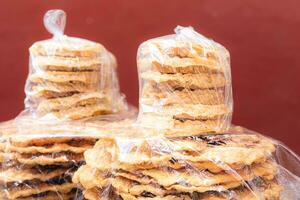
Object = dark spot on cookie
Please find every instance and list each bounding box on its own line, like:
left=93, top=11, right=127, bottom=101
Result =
left=169, top=157, right=178, bottom=164
left=141, top=191, right=156, bottom=198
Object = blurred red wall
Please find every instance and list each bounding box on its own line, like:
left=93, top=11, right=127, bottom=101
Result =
left=0, top=0, right=299, bottom=154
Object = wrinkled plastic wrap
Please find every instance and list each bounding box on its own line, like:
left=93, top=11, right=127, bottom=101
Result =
left=0, top=116, right=136, bottom=200
left=0, top=9, right=136, bottom=200
left=73, top=126, right=300, bottom=200
left=137, top=26, right=232, bottom=137
left=0, top=10, right=299, bottom=200
left=24, top=10, right=127, bottom=121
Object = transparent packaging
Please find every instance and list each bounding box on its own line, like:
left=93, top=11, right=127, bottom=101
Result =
left=0, top=11, right=299, bottom=200
left=73, top=126, right=300, bottom=200
left=25, top=9, right=127, bottom=121
left=0, top=9, right=136, bottom=200
left=0, top=112, right=136, bottom=200
left=137, top=26, right=232, bottom=137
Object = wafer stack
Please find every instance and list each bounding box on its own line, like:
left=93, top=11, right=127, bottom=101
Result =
left=0, top=121, right=100, bottom=199
left=137, top=27, right=232, bottom=137
left=73, top=127, right=282, bottom=200
left=25, top=36, right=123, bottom=120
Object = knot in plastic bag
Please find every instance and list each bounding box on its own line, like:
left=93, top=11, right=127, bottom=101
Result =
left=175, top=25, right=213, bottom=47
left=43, top=9, right=66, bottom=38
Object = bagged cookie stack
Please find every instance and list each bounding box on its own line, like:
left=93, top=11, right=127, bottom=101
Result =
left=0, top=10, right=134, bottom=200
left=25, top=10, right=126, bottom=120
left=0, top=120, right=98, bottom=199
left=72, top=27, right=298, bottom=199
left=73, top=127, right=284, bottom=199
left=137, top=26, right=232, bottom=137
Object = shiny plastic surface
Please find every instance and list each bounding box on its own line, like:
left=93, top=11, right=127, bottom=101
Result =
left=25, top=9, right=127, bottom=121
left=137, top=26, right=232, bottom=137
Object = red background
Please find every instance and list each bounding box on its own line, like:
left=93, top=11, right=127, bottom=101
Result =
left=0, top=1, right=299, bottom=154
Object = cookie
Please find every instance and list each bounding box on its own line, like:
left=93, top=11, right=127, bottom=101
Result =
left=5, top=152, right=84, bottom=165
left=30, top=83, right=99, bottom=98
left=138, top=113, right=229, bottom=137
left=36, top=92, right=111, bottom=113
left=30, top=37, right=105, bottom=58
left=117, top=180, right=281, bottom=200
left=31, top=56, right=102, bottom=72
left=75, top=161, right=276, bottom=195
left=84, top=133, right=275, bottom=173
left=16, top=190, right=78, bottom=200
left=30, top=71, right=101, bottom=84
left=3, top=182, right=75, bottom=199
left=141, top=71, right=227, bottom=90
left=75, top=170, right=174, bottom=198
left=3, top=143, right=92, bottom=154
left=118, top=192, right=192, bottom=200
left=141, top=104, right=230, bottom=120
left=142, top=83, right=225, bottom=105
left=74, top=165, right=274, bottom=196
left=72, top=165, right=108, bottom=190
left=120, top=161, right=276, bottom=188
left=7, top=136, right=97, bottom=148
left=137, top=30, right=229, bottom=75
left=0, top=167, right=68, bottom=183
left=83, top=187, right=115, bottom=200
left=51, top=103, right=113, bottom=120
left=196, top=180, right=282, bottom=200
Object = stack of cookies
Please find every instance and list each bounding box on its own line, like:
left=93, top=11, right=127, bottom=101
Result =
left=25, top=35, right=125, bottom=120
left=0, top=120, right=100, bottom=199
left=73, top=27, right=283, bottom=199
left=137, top=26, right=232, bottom=137
left=73, top=127, right=282, bottom=200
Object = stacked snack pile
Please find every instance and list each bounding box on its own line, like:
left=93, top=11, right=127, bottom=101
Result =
left=73, top=27, right=284, bottom=200
left=0, top=121, right=97, bottom=199
left=0, top=10, right=134, bottom=200
left=137, top=26, right=232, bottom=137
left=73, top=128, right=282, bottom=199
left=25, top=10, right=126, bottom=120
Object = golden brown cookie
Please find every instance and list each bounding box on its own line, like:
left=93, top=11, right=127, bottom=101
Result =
left=51, top=103, right=113, bottom=120
left=120, top=161, right=276, bottom=189
left=7, top=135, right=97, bottom=148
left=36, top=92, right=111, bottom=113
left=2, top=142, right=93, bottom=154
left=16, top=190, right=78, bottom=200
left=0, top=167, right=69, bottom=183
left=29, top=83, right=99, bottom=99
left=3, top=152, right=84, bottom=166
left=30, top=37, right=105, bottom=58
left=84, top=133, right=275, bottom=173
left=30, top=71, right=101, bottom=84
left=142, top=83, right=225, bottom=105
left=75, top=161, right=276, bottom=195
left=141, top=103, right=230, bottom=120
left=3, top=182, right=75, bottom=199
left=138, top=113, right=230, bottom=137
left=31, top=56, right=102, bottom=72
left=141, top=71, right=227, bottom=90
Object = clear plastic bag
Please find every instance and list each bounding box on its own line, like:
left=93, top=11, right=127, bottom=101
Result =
left=24, top=9, right=127, bottom=121
left=0, top=113, right=136, bottom=200
left=73, top=125, right=300, bottom=200
left=137, top=26, right=232, bottom=137
left=0, top=9, right=136, bottom=200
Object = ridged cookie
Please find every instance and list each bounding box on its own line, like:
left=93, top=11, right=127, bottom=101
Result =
left=141, top=71, right=227, bottom=90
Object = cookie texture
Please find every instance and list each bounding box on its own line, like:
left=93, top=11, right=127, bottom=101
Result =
left=73, top=124, right=281, bottom=199
left=137, top=26, right=232, bottom=136
left=25, top=28, right=127, bottom=120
